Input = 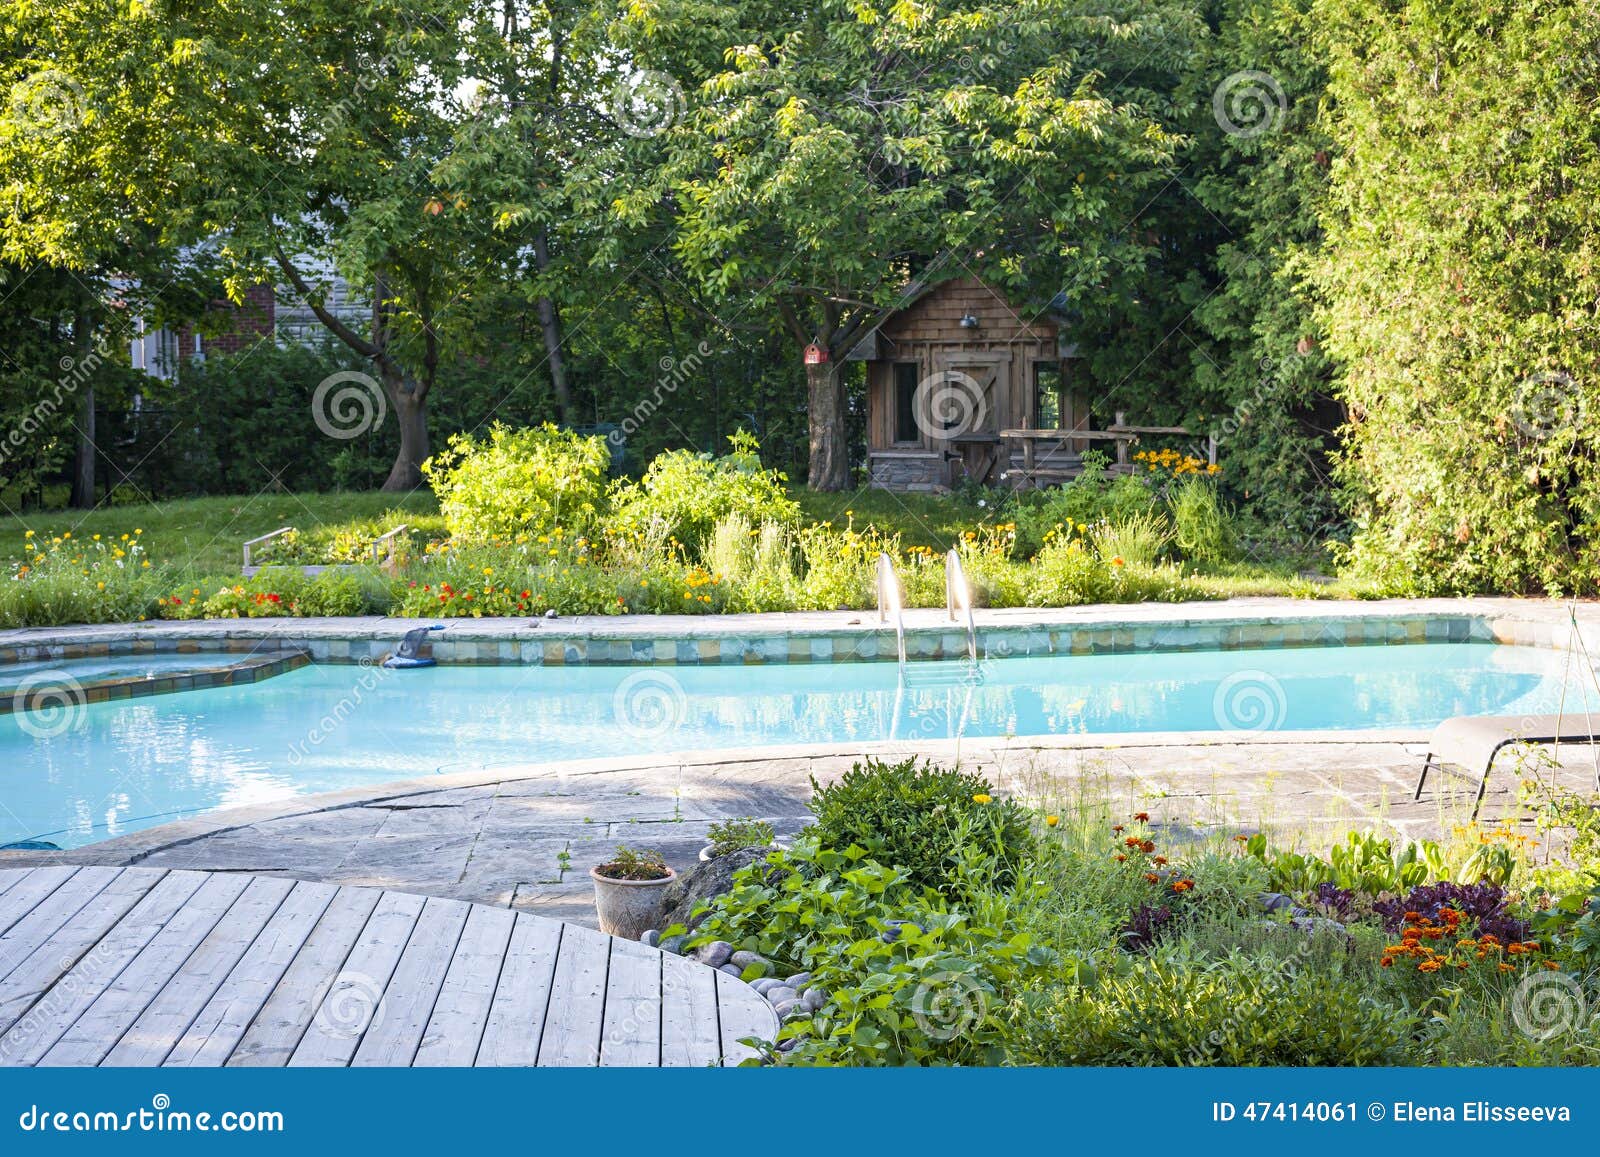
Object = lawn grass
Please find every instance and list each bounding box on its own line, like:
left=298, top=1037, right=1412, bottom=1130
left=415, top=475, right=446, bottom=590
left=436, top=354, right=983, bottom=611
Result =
left=0, top=486, right=1345, bottom=599
left=0, top=491, right=442, bottom=577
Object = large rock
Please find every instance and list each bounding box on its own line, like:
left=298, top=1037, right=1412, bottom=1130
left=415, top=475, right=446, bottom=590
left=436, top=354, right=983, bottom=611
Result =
left=658, top=846, right=775, bottom=931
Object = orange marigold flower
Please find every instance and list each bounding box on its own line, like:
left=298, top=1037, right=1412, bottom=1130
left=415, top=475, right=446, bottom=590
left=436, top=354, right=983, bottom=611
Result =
left=1417, top=960, right=1442, bottom=973
left=1544, top=960, right=1561, bottom=971
left=1133, top=812, right=1150, bottom=823
left=1498, top=963, right=1515, bottom=973
left=1112, top=825, right=1125, bottom=833
left=1139, top=840, right=1156, bottom=854
left=1125, top=837, right=1141, bottom=848
left=1152, top=856, right=1168, bottom=866
left=1232, top=835, right=1250, bottom=843
left=1114, top=854, right=1127, bottom=863
left=1404, top=911, right=1423, bottom=923
left=1144, top=873, right=1160, bottom=884
left=1380, top=956, right=1394, bottom=968
left=1171, top=879, right=1195, bottom=893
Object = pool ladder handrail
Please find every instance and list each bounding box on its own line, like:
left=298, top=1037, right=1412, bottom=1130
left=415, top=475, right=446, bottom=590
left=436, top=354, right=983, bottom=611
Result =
left=875, top=551, right=907, bottom=667
left=945, top=549, right=978, bottom=662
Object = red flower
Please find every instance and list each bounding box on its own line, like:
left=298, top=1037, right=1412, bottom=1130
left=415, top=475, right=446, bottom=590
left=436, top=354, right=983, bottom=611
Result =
left=1134, top=812, right=1150, bottom=823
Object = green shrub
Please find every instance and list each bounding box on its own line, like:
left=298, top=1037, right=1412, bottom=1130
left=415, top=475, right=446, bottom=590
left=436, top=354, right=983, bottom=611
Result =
left=683, top=842, right=1063, bottom=1066
left=1170, top=478, right=1235, bottom=563
left=807, top=757, right=1035, bottom=893
left=1017, top=952, right=1414, bottom=1066
left=0, top=530, right=165, bottom=628
left=423, top=423, right=611, bottom=543
left=607, top=431, right=799, bottom=553
left=1089, top=510, right=1172, bottom=567
left=1011, top=469, right=1159, bottom=557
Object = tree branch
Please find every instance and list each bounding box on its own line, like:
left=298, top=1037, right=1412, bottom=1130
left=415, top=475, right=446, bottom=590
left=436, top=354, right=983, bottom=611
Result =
left=272, top=245, right=382, bottom=361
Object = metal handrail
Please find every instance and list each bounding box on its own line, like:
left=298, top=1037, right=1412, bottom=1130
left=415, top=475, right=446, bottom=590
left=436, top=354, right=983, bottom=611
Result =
left=242, top=527, right=294, bottom=570
left=372, top=524, right=410, bottom=564
left=945, top=549, right=978, bottom=662
left=875, top=551, right=907, bottom=667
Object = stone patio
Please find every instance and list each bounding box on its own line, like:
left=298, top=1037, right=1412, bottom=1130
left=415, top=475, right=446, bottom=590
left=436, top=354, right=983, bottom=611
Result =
left=13, top=733, right=1597, bottom=928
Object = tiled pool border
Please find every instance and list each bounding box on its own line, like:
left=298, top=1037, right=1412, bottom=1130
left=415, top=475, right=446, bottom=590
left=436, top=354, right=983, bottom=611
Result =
left=0, top=649, right=310, bottom=713
left=0, top=599, right=1584, bottom=669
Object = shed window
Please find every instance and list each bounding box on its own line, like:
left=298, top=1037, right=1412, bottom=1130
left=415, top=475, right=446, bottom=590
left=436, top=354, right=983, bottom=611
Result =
left=893, top=362, right=921, bottom=443
left=1033, top=361, right=1064, bottom=428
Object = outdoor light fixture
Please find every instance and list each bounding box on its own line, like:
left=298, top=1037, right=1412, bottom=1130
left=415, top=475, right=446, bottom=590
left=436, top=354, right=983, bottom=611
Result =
left=959, top=313, right=979, bottom=329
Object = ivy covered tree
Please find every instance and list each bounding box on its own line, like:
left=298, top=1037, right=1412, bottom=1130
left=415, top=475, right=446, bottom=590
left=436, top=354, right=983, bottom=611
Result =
left=1314, top=0, right=1600, bottom=594
left=612, top=0, right=1200, bottom=490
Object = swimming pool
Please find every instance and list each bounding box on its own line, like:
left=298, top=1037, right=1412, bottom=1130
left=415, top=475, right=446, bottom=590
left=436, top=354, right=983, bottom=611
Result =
left=0, top=641, right=1585, bottom=848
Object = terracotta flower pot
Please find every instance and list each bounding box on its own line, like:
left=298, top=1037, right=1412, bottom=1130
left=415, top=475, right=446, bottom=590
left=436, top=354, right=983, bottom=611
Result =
left=590, top=865, right=677, bottom=939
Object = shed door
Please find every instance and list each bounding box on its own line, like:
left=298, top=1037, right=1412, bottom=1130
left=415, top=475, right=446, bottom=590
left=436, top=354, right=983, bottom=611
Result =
left=927, top=353, right=1007, bottom=484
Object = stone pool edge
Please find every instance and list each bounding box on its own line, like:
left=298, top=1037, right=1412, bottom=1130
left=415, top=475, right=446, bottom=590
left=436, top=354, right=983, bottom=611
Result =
left=0, top=727, right=1431, bottom=869
left=0, top=596, right=1591, bottom=667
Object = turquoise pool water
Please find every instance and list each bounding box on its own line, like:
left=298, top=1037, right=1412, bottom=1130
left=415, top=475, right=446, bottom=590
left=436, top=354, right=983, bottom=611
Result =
left=0, top=641, right=1585, bottom=848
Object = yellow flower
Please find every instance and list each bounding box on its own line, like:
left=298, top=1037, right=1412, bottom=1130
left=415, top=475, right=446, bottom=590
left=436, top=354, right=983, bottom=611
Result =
left=97, top=581, right=104, bottom=590
left=24, top=529, right=33, bottom=538
left=92, top=534, right=100, bottom=541
left=972, top=794, right=992, bottom=804
left=1045, top=815, right=1060, bottom=827
left=483, top=567, right=493, bottom=575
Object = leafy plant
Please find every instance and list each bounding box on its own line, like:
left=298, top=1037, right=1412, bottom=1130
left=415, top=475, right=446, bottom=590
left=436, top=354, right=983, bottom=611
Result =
left=705, top=817, right=777, bottom=858
left=423, top=424, right=611, bottom=544
left=595, top=846, right=670, bottom=882
left=1245, top=831, right=1452, bottom=895
left=1170, top=478, right=1236, bottom=564
left=607, top=433, right=799, bottom=552
left=807, top=758, right=1035, bottom=894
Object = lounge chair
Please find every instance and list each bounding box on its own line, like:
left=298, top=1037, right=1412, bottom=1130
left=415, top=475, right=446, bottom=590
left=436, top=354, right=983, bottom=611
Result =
left=1413, top=713, right=1600, bottom=819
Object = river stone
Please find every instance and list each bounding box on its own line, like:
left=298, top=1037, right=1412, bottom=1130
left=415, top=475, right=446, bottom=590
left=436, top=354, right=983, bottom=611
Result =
left=801, top=988, right=826, bottom=1012
left=772, top=999, right=799, bottom=1018
left=783, top=972, right=812, bottom=989
left=659, top=847, right=774, bottom=930
left=719, top=963, right=743, bottom=977
left=640, top=928, right=660, bottom=947
left=765, top=986, right=799, bottom=1007
left=750, top=978, right=782, bottom=995
left=658, top=935, right=687, bottom=956
left=693, top=940, right=734, bottom=968
left=730, top=950, right=768, bottom=970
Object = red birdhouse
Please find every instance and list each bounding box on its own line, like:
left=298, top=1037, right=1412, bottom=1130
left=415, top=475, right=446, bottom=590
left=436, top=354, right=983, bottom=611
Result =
left=803, top=343, right=829, bottom=365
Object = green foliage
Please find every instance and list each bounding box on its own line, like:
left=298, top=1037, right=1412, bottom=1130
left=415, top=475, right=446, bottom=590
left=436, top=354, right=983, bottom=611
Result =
left=423, top=424, right=612, bottom=543
left=1010, top=473, right=1160, bottom=557
left=705, top=817, right=777, bottom=858
left=807, top=758, right=1035, bottom=894
left=1170, top=479, right=1236, bottom=564
left=1018, top=952, right=1412, bottom=1066
left=595, top=845, right=670, bottom=881
left=607, top=434, right=799, bottom=555
left=1088, top=511, right=1172, bottom=568
left=684, top=842, right=1062, bottom=1067
left=160, top=567, right=393, bottom=620
left=1241, top=830, right=1512, bottom=896
left=1315, top=0, right=1600, bottom=595
left=0, top=529, right=163, bottom=627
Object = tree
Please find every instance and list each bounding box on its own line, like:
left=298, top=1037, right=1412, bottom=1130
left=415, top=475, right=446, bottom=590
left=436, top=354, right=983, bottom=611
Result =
left=1314, top=0, right=1600, bottom=594
left=0, top=1, right=497, bottom=491
left=612, top=0, right=1197, bottom=490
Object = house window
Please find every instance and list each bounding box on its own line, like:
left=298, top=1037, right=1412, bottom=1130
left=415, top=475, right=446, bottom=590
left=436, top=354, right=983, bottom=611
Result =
left=893, top=362, right=921, bottom=443
left=1033, top=361, right=1064, bottom=428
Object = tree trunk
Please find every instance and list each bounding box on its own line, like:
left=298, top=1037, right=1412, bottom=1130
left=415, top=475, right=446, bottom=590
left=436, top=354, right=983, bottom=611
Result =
left=806, top=359, right=848, bottom=491
left=70, top=312, right=95, bottom=508
left=381, top=371, right=429, bottom=491
left=532, top=229, right=570, bottom=424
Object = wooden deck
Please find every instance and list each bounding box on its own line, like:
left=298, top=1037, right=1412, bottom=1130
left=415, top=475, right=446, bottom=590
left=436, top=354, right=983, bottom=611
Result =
left=0, top=867, right=776, bottom=1067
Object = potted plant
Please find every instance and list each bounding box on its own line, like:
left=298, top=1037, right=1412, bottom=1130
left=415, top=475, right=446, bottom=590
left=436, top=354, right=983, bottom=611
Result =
left=699, top=817, right=781, bottom=862
left=591, top=846, right=676, bottom=938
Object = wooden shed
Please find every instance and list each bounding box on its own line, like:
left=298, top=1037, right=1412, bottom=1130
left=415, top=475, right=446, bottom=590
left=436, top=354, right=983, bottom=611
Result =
left=858, top=277, right=1086, bottom=492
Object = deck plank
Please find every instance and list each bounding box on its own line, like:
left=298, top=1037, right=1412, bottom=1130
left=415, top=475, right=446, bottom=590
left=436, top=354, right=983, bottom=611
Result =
left=715, top=969, right=779, bottom=1066
left=660, top=951, right=722, bottom=1069
left=0, top=867, right=119, bottom=979
left=475, top=913, right=561, bottom=1067
left=164, top=880, right=339, bottom=1068
left=599, top=937, right=661, bottom=1066
left=224, top=885, right=384, bottom=1068
left=413, top=903, right=515, bottom=1067
left=288, top=890, right=427, bottom=1067
left=0, top=867, right=78, bottom=938
left=0, top=870, right=210, bottom=1065
left=0, top=868, right=757, bottom=1069
left=40, top=873, right=254, bottom=1066
left=536, top=924, right=610, bottom=1067
left=101, top=876, right=296, bottom=1067
left=351, top=896, right=470, bottom=1067
left=0, top=869, right=167, bottom=1039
